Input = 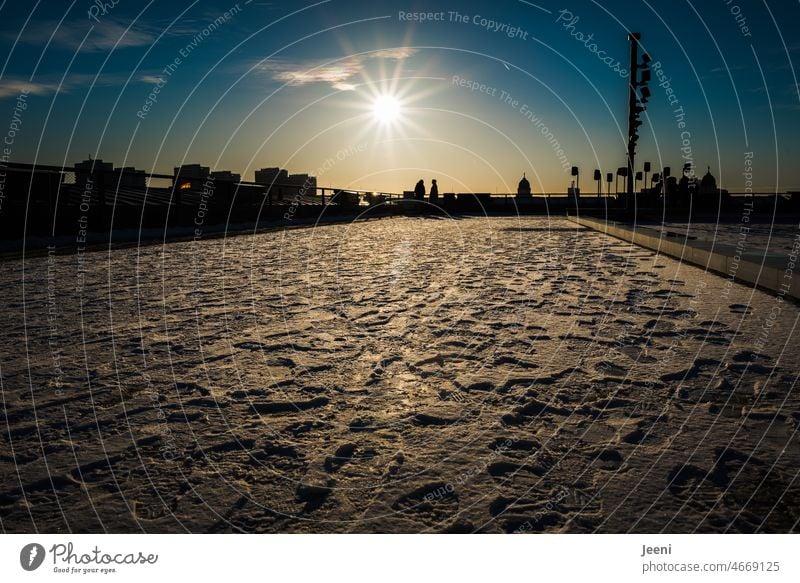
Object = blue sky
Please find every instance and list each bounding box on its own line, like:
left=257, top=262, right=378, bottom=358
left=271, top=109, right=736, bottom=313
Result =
left=0, top=0, right=798, bottom=193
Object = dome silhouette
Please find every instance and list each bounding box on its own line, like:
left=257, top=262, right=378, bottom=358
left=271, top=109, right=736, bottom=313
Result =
left=700, top=166, right=717, bottom=194
left=517, top=172, right=532, bottom=196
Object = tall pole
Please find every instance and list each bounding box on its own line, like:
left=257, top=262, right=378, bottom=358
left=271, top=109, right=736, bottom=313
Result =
left=626, top=33, right=640, bottom=195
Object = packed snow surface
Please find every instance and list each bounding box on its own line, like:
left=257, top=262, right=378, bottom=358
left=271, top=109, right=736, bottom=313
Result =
left=1, top=216, right=798, bottom=532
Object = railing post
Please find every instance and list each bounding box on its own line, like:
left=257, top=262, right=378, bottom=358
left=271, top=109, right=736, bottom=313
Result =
left=96, top=169, right=106, bottom=229
left=171, top=177, right=181, bottom=227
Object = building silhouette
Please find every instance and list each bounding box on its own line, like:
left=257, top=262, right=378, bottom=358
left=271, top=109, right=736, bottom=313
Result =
left=254, top=167, right=287, bottom=185
left=698, top=167, right=717, bottom=195
left=74, top=158, right=113, bottom=191
left=517, top=173, right=532, bottom=198
left=173, top=164, right=210, bottom=191
left=210, top=170, right=241, bottom=183
left=1, top=164, right=63, bottom=215
left=254, top=167, right=317, bottom=199
left=288, top=173, right=315, bottom=193
left=696, top=166, right=729, bottom=211
left=74, top=159, right=150, bottom=191
left=112, top=166, right=147, bottom=190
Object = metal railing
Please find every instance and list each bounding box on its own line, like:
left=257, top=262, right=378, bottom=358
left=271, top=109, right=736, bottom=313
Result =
left=0, top=162, right=407, bottom=240
left=1, top=161, right=797, bottom=242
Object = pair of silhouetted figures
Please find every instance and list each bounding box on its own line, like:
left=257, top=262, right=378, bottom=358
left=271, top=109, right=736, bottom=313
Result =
left=414, top=179, right=438, bottom=202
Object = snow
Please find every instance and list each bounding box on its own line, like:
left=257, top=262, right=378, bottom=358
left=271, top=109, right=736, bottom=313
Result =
left=1, top=216, right=798, bottom=532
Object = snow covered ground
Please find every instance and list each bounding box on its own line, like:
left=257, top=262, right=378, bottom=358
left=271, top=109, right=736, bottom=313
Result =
left=1, top=216, right=798, bottom=533
left=654, top=221, right=799, bottom=254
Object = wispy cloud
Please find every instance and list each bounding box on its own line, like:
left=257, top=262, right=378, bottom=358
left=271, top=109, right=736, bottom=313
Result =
left=368, top=48, right=417, bottom=60
left=0, top=73, right=157, bottom=99
left=0, top=79, right=61, bottom=99
left=260, top=61, right=361, bottom=91
left=8, top=19, right=153, bottom=52
left=139, top=74, right=165, bottom=85
left=256, top=48, right=419, bottom=91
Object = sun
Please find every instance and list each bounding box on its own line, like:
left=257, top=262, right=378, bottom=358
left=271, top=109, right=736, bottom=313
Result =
left=372, top=94, right=401, bottom=124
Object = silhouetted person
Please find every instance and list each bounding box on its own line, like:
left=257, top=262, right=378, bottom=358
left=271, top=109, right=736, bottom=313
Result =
left=665, top=176, right=678, bottom=209
left=429, top=179, right=439, bottom=203
left=678, top=163, right=696, bottom=209
left=414, top=179, right=425, bottom=200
